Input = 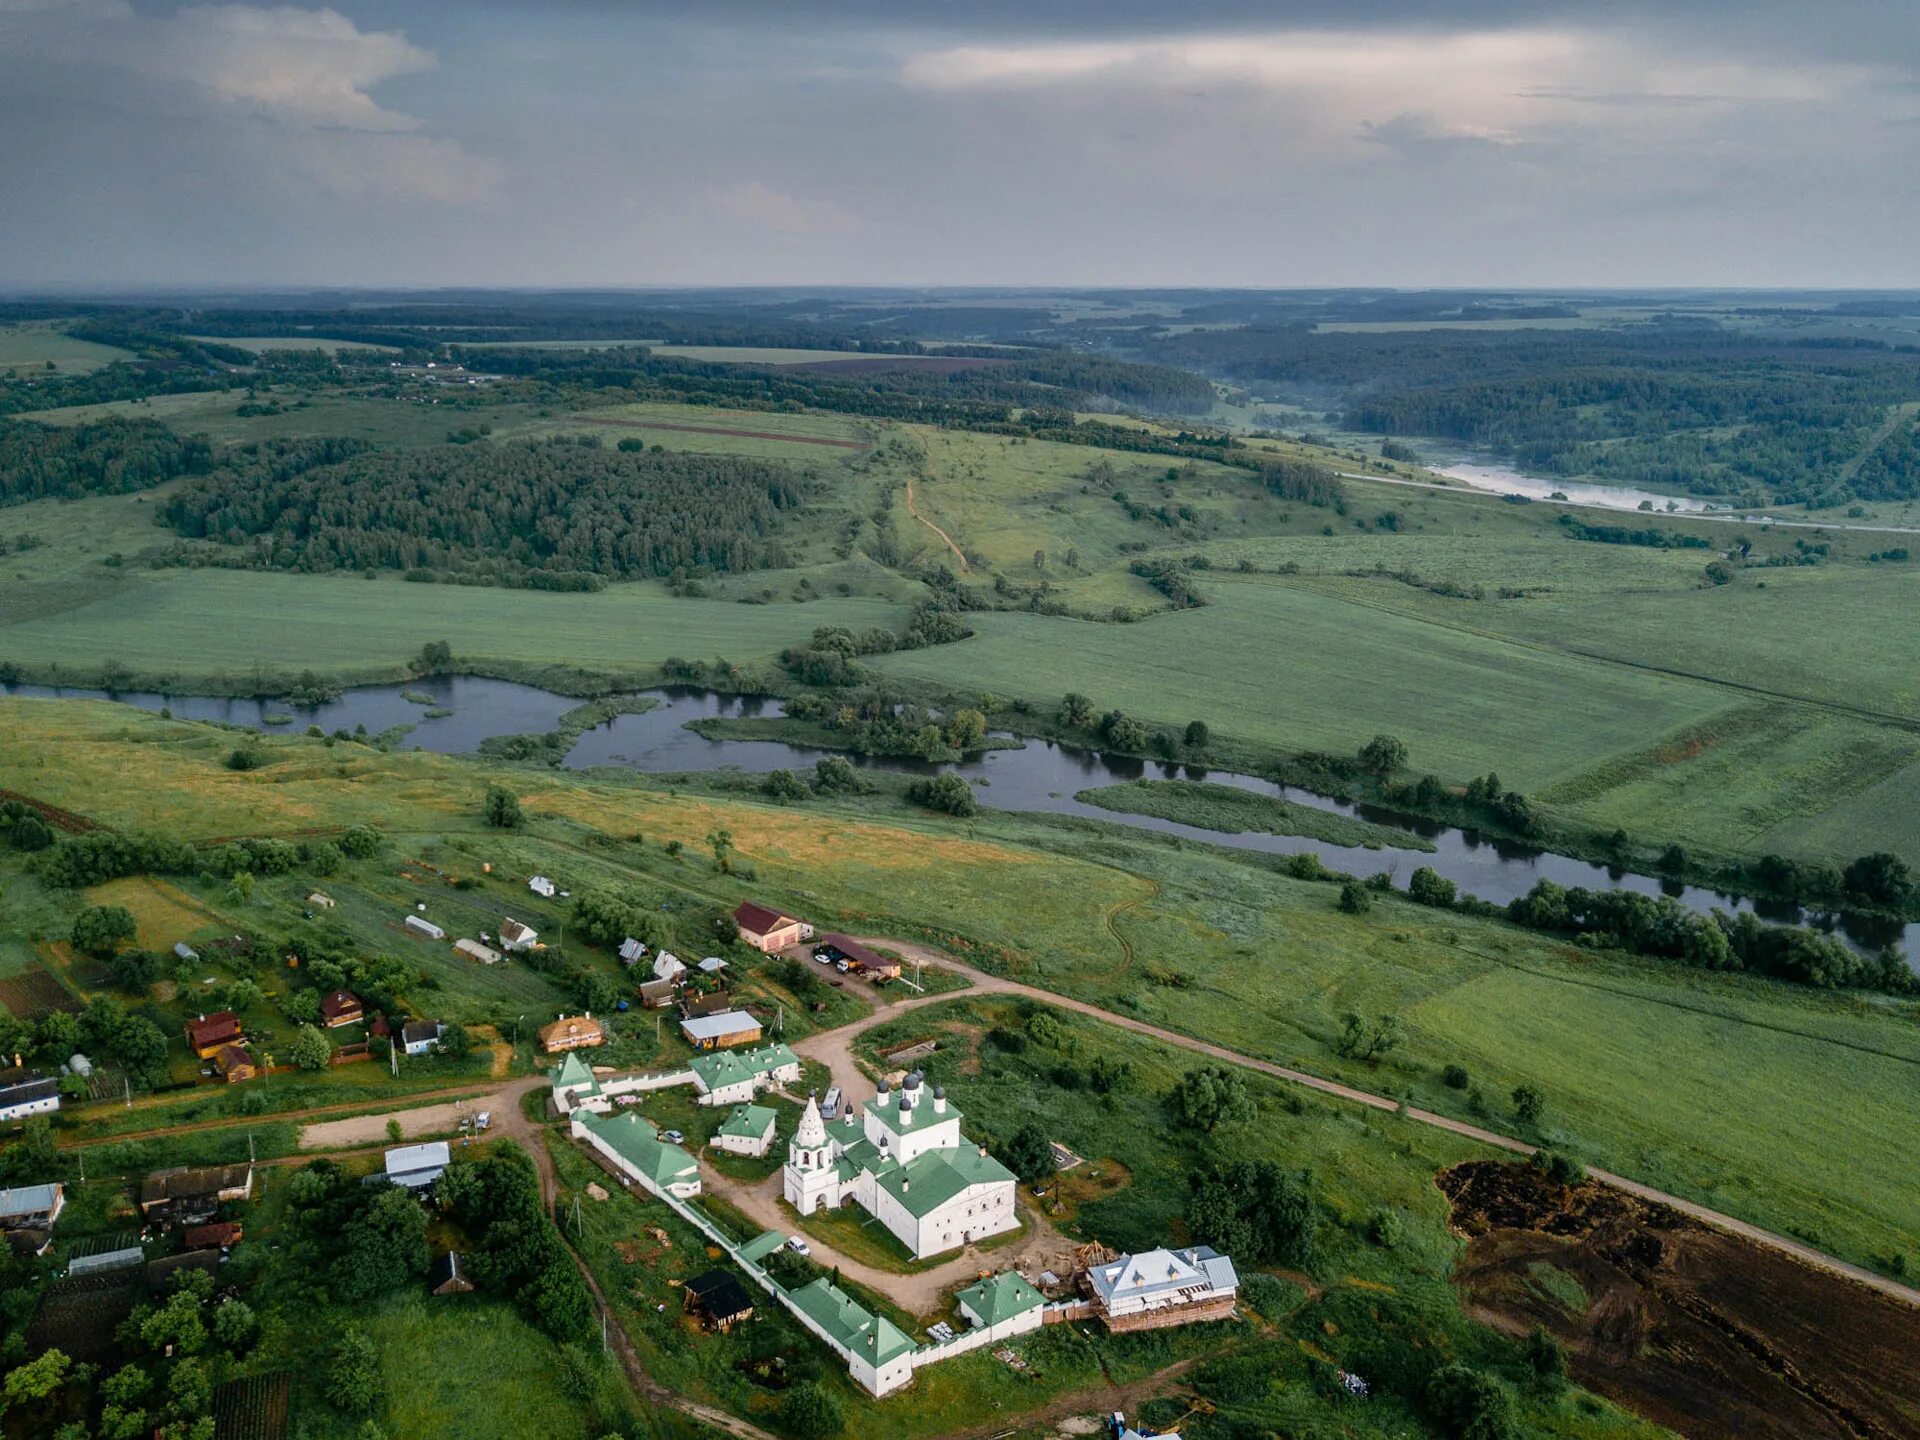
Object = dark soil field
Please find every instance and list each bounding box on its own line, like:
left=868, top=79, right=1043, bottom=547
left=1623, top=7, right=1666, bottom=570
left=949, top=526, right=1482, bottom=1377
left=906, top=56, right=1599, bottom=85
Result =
left=781, top=355, right=1011, bottom=376
left=1442, top=1160, right=1920, bottom=1440
left=0, top=965, right=82, bottom=1020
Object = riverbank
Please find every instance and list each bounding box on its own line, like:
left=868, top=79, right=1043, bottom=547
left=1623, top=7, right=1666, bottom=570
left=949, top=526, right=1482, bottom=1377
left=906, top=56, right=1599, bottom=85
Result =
left=1075, top=778, right=1435, bottom=851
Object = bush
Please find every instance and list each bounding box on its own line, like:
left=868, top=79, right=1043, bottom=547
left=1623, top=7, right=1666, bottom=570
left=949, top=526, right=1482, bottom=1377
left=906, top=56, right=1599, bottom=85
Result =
left=1408, top=867, right=1457, bottom=908
left=905, top=774, right=977, bottom=817
left=483, top=785, right=523, bottom=829
left=1367, top=1208, right=1403, bottom=1249
left=1338, top=880, right=1372, bottom=914
left=761, top=769, right=810, bottom=804
left=1442, top=1063, right=1471, bottom=1090
left=327, top=1328, right=381, bottom=1413
left=1533, top=1149, right=1586, bottom=1186
left=338, top=825, right=382, bottom=858
left=289, top=1024, right=332, bottom=1071
left=224, top=746, right=262, bottom=772
left=1425, top=1363, right=1517, bottom=1440
left=781, top=1382, right=843, bottom=1440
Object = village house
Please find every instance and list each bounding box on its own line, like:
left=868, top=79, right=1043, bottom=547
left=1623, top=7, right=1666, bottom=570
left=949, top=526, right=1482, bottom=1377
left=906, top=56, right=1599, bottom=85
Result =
left=184, top=1221, right=242, bottom=1250
left=733, top=901, right=809, bottom=953
left=384, top=1141, right=450, bottom=1190
left=638, top=978, right=677, bottom=1009
left=690, top=1043, right=801, bottom=1105
left=401, top=1020, right=444, bottom=1057
left=783, top=1074, right=1019, bottom=1261
left=139, top=1164, right=254, bottom=1224
left=651, top=951, right=686, bottom=984
left=712, top=1104, right=779, bottom=1158
left=681, top=1010, right=762, bottom=1051
left=306, top=891, right=335, bottom=910
left=0, top=1183, right=65, bottom=1235
left=0, top=1068, right=61, bottom=1125
left=404, top=914, right=445, bottom=941
left=214, top=1044, right=257, bottom=1083
left=618, top=937, right=648, bottom=967
left=528, top=875, right=557, bottom=898
left=539, top=1013, right=605, bottom=1054
left=319, top=990, right=364, bottom=1028
left=698, top=956, right=729, bottom=977
left=455, top=938, right=502, bottom=965
left=684, top=1268, right=756, bottom=1331
left=184, top=1011, right=243, bottom=1060
left=500, top=918, right=539, bottom=952
left=1083, top=1246, right=1240, bottom=1331
left=572, top=1111, right=701, bottom=1198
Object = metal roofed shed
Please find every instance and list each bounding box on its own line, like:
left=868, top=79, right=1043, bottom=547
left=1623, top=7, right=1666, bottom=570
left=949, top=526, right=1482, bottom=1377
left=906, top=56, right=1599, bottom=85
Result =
left=680, top=1010, right=762, bottom=1050
left=384, top=1141, right=451, bottom=1189
left=68, top=1245, right=144, bottom=1277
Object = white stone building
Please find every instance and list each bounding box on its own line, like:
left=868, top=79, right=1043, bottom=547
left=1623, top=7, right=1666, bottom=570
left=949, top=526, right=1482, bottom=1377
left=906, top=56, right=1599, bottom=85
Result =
left=782, top=1073, right=1018, bottom=1261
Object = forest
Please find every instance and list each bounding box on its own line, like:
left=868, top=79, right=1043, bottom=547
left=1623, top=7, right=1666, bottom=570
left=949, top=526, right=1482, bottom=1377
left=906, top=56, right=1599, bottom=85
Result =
left=159, top=438, right=809, bottom=581
left=0, top=419, right=214, bottom=504
left=1139, top=324, right=1920, bottom=503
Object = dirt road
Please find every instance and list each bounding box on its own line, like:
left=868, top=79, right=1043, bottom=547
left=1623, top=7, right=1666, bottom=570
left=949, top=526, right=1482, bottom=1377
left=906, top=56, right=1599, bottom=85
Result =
left=699, top=1160, right=1074, bottom=1315
left=904, top=447, right=970, bottom=572
left=300, top=1097, right=492, bottom=1150
left=833, top=939, right=1920, bottom=1314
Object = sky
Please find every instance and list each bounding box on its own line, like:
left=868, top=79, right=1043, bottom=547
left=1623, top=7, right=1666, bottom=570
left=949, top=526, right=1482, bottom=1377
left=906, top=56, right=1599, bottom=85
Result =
left=1, top=0, right=1917, bottom=290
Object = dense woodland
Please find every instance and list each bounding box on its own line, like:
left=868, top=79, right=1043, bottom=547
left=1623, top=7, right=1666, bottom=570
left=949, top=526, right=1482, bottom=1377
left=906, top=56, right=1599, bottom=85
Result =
left=161, top=439, right=808, bottom=581
left=0, top=419, right=213, bottom=504
left=1141, top=325, right=1920, bottom=503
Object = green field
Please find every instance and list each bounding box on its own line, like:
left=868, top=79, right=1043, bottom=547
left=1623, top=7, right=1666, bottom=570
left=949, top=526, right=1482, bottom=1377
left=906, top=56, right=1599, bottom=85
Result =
left=185, top=334, right=400, bottom=353
left=1076, top=779, right=1436, bottom=850
left=0, top=563, right=902, bottom=687
left=0, top=322, right=133, bottom=374
left=874, top=577, right=1739, bottom=790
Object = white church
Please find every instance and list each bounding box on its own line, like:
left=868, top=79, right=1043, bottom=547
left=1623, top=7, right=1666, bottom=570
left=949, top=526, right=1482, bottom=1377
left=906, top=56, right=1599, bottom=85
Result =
left=783, top=1072, right=1019, bottom=1261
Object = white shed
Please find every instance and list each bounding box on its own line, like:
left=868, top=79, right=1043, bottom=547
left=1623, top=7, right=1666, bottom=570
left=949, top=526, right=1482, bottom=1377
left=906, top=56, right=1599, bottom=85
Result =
left=404, top=915, right=446, bottom=941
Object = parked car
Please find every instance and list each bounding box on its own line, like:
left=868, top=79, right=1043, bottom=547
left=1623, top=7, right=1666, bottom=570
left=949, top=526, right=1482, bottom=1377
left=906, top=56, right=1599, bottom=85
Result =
left=821, top=1086, right=842, bottom=1118
left=786, top=1236, right=811, bottom=1256
left=663, top=1129, right=685, bottom=1144
left=812, top=948, right=832, bottom=964
left=473, top=1111, right=491, bottom=1130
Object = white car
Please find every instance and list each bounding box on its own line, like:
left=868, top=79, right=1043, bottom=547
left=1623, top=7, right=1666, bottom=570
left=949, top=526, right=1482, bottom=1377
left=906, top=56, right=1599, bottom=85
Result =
left=786, top=1236, right=811, bottom=1257
left=663, top=1129, right=685, bottom=1144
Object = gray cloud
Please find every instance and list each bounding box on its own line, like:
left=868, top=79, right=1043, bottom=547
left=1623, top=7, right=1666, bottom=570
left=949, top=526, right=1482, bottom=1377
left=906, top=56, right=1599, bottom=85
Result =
left=0, top=0, right=1916, bottom=287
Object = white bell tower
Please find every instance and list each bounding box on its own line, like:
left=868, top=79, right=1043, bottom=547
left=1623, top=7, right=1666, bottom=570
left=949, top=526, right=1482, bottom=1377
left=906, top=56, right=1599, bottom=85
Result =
left=782, top=1092, right=839, bottom=1216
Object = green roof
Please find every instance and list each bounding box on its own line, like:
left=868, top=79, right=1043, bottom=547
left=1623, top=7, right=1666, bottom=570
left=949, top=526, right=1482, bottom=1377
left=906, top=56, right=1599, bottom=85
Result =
left=550, top=1052, right=598, bottom=1093
left=862, top=1091, right=963, bottom=1136
left=739, top=1230, right=788, bottom=1264
left=956, top=1271, right=1044, bottom=1328
left=786, top=1278, right=916, bottom=1367
left=716, top=1104, right=777, bottom=1141
left=581, top=1112, right=697, bottom=1185
left=690, top=1043, right=801, bottom=1092
left=875, top=1151, right=971, bottom=1219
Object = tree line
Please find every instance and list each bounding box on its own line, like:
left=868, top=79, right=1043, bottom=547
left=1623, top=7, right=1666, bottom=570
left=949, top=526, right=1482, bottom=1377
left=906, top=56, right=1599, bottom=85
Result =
left=160, top=438, right=808, bottom=581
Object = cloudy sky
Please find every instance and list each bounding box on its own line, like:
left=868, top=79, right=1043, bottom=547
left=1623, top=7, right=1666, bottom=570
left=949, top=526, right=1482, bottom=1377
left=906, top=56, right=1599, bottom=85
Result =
left=2, top=0, right=1917, bottom=289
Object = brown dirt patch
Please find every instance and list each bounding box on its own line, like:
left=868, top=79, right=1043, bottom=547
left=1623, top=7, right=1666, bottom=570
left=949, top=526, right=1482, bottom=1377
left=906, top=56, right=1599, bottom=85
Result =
left=0, top=966, right=81, bottom=1020
left=569, top=415, right=867, bottom=449
left=0, top=788, right=101, bottom=833
left=1045, top=1158, right=1133, bottom=1224
left=1441, top=1160, right=1920, bottom=1440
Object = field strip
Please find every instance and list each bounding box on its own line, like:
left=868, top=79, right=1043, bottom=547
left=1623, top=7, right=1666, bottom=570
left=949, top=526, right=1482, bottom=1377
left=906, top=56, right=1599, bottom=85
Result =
left=55, top=1082, right=497, bottom=1149
left=1284, top=572, right=1920, bottom=734
left=1340, top=471, right=1920, bottom=537
left=847, top=939, right=1920, bottom=1313
left=568, top=414, right=867, bottom=449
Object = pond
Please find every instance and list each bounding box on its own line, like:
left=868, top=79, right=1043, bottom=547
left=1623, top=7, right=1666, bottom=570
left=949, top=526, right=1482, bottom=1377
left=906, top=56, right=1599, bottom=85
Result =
left=9, top=677, right=1912, bottom=962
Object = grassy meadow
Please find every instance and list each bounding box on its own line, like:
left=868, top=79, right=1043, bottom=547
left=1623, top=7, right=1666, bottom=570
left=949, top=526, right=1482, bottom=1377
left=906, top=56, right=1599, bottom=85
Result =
left=3, top=697, right=1917, bottom=1275
left=0, top=322, right=133, bottom=374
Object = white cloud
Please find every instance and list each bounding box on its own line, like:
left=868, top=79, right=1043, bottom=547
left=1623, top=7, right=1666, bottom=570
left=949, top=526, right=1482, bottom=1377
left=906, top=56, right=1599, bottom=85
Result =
left=0, top=0, right=498, bottom=200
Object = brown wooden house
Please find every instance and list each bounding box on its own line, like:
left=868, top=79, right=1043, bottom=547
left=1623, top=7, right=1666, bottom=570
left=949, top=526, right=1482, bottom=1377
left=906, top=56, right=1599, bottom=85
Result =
left=184, top=1011, right=242, bottom=1060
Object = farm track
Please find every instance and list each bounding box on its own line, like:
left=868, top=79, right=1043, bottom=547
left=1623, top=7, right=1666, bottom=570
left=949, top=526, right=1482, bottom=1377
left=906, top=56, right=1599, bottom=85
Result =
left=842, top=940, right=1920, bottom=1313
left=905, top=446, right=971, bottom=572
left=55, top=1080, right=500, bottom=1150
left=569, top=414, right=867, bottom=449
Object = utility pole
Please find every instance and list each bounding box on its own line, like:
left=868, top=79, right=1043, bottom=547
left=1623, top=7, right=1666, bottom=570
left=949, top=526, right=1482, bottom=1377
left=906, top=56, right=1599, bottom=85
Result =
left=123, top=1076, right=131, bottom=1110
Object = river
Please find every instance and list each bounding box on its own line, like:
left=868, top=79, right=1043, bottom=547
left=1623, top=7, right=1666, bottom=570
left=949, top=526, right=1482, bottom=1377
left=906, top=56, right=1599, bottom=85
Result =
left=8, top=678, right=1911, bottom=962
